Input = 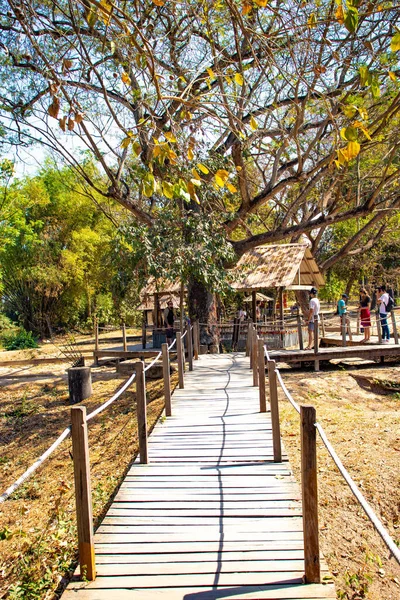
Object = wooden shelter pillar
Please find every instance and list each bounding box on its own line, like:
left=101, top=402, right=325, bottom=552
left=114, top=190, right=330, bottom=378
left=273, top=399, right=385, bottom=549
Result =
left=154, top=292, right=159, bottom=329
left=252, top=290, right=257, bottom=323
left=180, top=281, right=184, bottom=333
left=279, top=287, right=284, bottom=324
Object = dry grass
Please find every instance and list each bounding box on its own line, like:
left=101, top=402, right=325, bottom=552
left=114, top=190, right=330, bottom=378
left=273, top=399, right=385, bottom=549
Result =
left=278, top=363, right=400, bottom=599
left=0, top=356, right=176, bottom=599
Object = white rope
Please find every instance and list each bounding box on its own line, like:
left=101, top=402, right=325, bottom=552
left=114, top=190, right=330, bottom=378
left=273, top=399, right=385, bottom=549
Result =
left=143, top=351, right=162, bottom=373
left=0, top=368, right=139, bottom=502
left=316, top=422, right=400, bottom=565
left=181, top=329, right=187, bottom=339
left=0, top=426, right=71, bottom=503
left=275, top=369, right=301, bottom=414
left=86, top=372, right=137, bottom=421
left=168, top=338, right=177, bottom=350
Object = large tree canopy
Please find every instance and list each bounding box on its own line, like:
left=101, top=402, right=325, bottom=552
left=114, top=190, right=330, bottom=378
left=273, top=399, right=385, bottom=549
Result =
left=1, top=0, right=400, bottom=284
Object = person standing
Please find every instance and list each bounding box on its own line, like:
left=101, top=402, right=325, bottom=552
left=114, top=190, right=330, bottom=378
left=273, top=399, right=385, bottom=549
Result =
left=377, top=285, right=390, bottom=343
left=163, top=300, right=175, bottom=345
left=306, top=287, right=320, bottom=349
left=337, top=293, right=348, bottom=316
left=358, top=289, right=371, bottom=343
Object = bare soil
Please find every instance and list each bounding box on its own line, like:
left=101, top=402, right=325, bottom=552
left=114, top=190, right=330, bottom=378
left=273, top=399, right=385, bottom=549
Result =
left=0, top=335, right=176, bottom=599
left=279, top=361, right=400, bottom=600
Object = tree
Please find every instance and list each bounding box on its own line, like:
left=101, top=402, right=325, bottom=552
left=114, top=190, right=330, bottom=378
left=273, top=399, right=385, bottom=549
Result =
left=1, top=0, right=400, bottom=342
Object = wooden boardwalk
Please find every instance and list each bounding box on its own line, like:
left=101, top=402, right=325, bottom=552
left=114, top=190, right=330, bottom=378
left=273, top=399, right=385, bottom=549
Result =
left=63, top=353, right=335, bottom=599
left=268, top=342, right=400, bottom=365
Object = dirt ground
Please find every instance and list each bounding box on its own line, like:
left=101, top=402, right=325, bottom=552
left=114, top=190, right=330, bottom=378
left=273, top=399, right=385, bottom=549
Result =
left=279, top=360, right=400, bottom=600
left=1, top=338, right=399, bottom=599
left=0, top=335, right=176, bottom=599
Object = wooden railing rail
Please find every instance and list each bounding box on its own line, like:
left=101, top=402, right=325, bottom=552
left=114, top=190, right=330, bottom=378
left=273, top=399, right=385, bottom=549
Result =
left=259, top=339, right=400, bottom=583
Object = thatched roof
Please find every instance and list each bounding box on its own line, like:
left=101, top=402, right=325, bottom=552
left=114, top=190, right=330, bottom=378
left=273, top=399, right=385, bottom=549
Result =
left=230, top=244, right=324, bottom=292
left=137, top=293, right=181, bottom=311
left=141, top=278, right=185, bottom=296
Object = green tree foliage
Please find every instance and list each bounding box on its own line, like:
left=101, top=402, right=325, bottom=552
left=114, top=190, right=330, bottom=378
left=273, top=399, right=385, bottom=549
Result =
left=0, top=162, right=137, bottom=335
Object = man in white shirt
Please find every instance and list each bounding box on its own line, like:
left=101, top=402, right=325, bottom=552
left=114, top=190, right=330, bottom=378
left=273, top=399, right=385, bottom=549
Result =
left=306, top=287, right=320, bottom=349
left=377, top=285, right=390, bottom=343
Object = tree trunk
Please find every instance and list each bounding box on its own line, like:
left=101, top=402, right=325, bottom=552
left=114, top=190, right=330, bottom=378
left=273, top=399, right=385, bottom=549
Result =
left=295, top=290, right=310, bottom=318
left=187, top=277, right=219, bottom=351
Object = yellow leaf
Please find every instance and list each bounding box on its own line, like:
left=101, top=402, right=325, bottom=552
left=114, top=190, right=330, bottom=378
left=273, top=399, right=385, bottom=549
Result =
left=342, top=105, right=357, bottom=118
left=168, top=148, right=178, bottom=163
left=121, top=136, right=131, bottom=149
left=197, top=163, right=209, bottom=174
left=99, top=0, right=112, bottom=25
left=255, top=0, right=268, bottom=6
left=337, top=148, right=348, bottom=165
left=335, top=5, right=344, bottom=24
left=242, top=2, right=252, bottom=15
left=121, top=72, right=131, bottom=85
left=234, top=72, right=244, bottom=86
left=214, top=169, right=229, bottom=187
left=250, top=116, right=258, bottom=130
left=225, top=76, right=232, bottom=85
left=226, top=182, right=238, bottom=193
left=132, top=142, right=142, bottom=156
left=152, top=0, right=165, bottom=5
left=357, top=106, right=368, bottom=120
left=346, top=140, right=360, bottom=160
left=359, top=125, right=372, bottom=141
left=191, top=168, right=202, bottom=181
left=206, top=67, right=215, bottom=79
left=153, top=145, right=162, bottom=158
left=187, top=148, right=194, bottom=161
left=389, top=71, right=397, bottom=82
left=162, top=181, right=174, bottom=199
left=165, top=131, right=177, bottom=143
left=307, top=13, right=317, bottom=28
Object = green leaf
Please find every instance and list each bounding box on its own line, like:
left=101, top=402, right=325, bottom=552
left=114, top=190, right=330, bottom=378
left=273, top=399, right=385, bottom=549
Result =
left=391, top=32, right=400, bottom=52
left=343, top=126, right=358, bottom=142
left=371, top=76, right=381, bottom=99
left=344, top=6, right=358, bottom=33
left=359, top=65, right=372, bottom=87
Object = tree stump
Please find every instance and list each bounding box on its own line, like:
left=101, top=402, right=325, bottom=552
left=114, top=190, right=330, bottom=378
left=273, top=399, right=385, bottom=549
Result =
left=68, top=367, right=92, bottom=404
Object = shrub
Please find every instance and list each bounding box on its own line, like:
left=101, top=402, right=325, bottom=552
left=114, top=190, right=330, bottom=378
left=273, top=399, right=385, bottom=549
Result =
left=2, top=329, right=39, bottom=351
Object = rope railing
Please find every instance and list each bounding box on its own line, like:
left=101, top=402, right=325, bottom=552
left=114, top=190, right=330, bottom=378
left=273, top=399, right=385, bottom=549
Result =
left=315, top=422, right=400, bottom=565
left=254, top=330, right=400, bottom=571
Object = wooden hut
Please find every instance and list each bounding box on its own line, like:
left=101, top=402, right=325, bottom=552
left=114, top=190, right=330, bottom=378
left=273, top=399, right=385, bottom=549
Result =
left=230, top=243, right=324, bottom=322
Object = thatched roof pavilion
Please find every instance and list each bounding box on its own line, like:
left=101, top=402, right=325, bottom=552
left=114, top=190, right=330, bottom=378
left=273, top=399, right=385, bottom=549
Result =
left=140, top=244, right=324, bottom=324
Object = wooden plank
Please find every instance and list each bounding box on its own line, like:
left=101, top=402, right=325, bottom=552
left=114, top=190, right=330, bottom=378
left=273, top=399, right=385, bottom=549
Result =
left=94, top=550, right=307, bottom=562
left=63, top=584, right=336, bottom=599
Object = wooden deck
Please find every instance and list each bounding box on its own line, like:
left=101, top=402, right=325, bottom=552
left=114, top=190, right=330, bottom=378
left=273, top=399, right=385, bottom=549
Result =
left=63, top=354, right=335, bottom=599
left=268, top=342, right=400, bottom=364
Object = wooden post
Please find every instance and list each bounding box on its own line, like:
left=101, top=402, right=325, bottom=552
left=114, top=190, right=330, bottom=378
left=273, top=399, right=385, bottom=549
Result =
left=176, top=332, right=184, bottom=389
left=347, top=317, right=353, bottom=341
left=341, top=313, right=347, bottom=347
left=252, top=290, right=257, bottom=323
left=314, top=316, right=319, bottom=372
left=247, top=322, right=253, bottom=360
left=258, top=338, right=267, bottom=413
left=122, top=323, right=127, bottom=352
left=391, top=310, right=399, bottom=344
left=193, top=321, right=200, bottom=360
left=320, top=313, right=325, bottom=338
left=71, top=406, right=96, bottom=581
left=376, top=311, right=382, bottom=344
left=267, top=360, right=281, bottom=462
left=154, top=292, right=159, bottom=330
left=297, top=313, right=304, bottom=350
left=300, top=405, right=321, bottom=583
left=356, top=312, right=360, bottom=336
left=187, top=324, right=194, bottom=371
left=252, top=330, right=259, bottom=387
left=162, top=343, right=171, bottom=417
left=94, top=317, right=99, bottom=351
left=135, top=361, right=148, bottom=464
left=180, top=281, right=184, bottom=335
left=141, top=318, right=147, bottom=350
left=278, top=287, right=284, bottom=325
